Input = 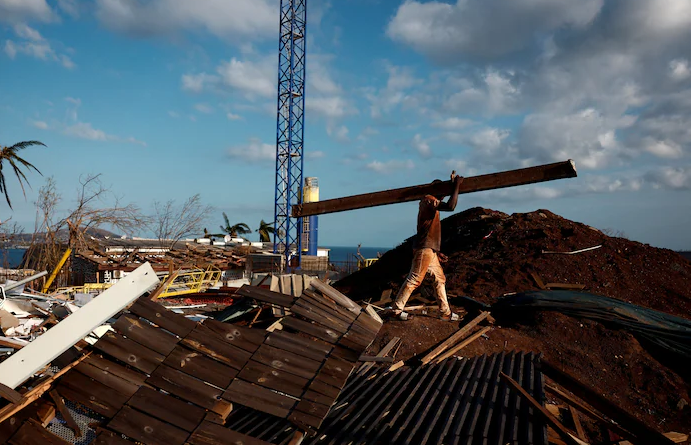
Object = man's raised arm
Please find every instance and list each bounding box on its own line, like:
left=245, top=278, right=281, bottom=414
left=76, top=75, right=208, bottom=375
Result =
left=439, top=175, right=463, bottom=212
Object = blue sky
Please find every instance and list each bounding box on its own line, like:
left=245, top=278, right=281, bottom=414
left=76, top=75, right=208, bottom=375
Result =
left=0, top=0, right=691, bottom=250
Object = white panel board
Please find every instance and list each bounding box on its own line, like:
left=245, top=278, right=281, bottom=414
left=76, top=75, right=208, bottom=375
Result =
left=0, top=262, right=159, bottom=389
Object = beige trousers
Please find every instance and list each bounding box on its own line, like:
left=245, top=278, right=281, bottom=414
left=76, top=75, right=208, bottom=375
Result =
left=394, top=248, right=451, bottom=315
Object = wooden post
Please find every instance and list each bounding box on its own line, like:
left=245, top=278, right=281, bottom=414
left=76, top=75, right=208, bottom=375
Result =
left=292, top=160, right=577, bottom=217
left=541, top=359, right=675, bottom=445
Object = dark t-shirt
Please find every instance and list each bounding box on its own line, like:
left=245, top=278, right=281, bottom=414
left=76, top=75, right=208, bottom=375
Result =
left=413, top=197, right=441, bottom=252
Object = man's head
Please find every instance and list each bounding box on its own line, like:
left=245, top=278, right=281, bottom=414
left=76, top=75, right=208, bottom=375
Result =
left=430, top=179, right=448, bottom=201
left=422, top=194, right=441, bottom=209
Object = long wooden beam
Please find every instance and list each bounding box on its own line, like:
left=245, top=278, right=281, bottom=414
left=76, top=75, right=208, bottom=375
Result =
left=292, top=160, right=577, bottom=217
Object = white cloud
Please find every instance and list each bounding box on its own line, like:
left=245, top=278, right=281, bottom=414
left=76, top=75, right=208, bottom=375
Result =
left=518, top=108, right=633, bottom=169
left=431, top=117, right=473, bottom=130
left=57, top=0, right=79, bottom=18
left=4, top=24, right=75, bottom=69
left=94, top=0, right=278, bottom=42
left=194, top=103, right=213, bottom=114
left=227, top=138, right=276, bottom=163
left=50, top=98, right=146, bottom=145
left=64, top=122, right=111, bottom=141
left=32, top=120, right=48, bottom=129
left=386, top=0, right=603, bottom=61
left=366, top=63, right=422, bottom=120
left=168, top=110, right=180, bottom=118
left=4, top=41, right=17, bottom=58
left=306, top=96, right=357, bottom=120
left=181, top=73, right=216, bottom=93
left=644, top=166, right=690, bottom=190
left=327, top=124, right=349, bottom=142
left=668, top=59, right=690, bottom=81
left=0, top=0, right=56, bottom=23
left=226, top=112, right=242, bottom=121
left=216, top=55, right=277, bottom=98
left=411, top=134, right=431, bottom=158
left=365, top=159, right=415, bottom=174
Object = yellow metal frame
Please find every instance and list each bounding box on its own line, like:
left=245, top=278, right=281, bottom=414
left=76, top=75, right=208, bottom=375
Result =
left=357, top=258, right=378, bottom=269
left=157, top=265, right=222, bottom=298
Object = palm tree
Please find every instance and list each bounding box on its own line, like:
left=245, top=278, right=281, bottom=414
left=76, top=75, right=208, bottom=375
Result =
left=220, top=212, right=251, bottom=238
left=0, top=141, right=45, bottom=209
left=257, top=219, right=275, bottom=242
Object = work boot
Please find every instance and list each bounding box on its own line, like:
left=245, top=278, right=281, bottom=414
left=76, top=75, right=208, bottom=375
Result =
left=440, top=311, right=460, bottom=322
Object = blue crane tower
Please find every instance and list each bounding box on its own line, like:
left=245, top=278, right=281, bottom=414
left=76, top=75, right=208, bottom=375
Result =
left=273, top=0, right=307, bottom=269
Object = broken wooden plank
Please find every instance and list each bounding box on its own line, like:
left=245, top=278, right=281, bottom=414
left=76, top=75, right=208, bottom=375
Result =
left=188, top=420, right=273, bottom=445
left=500, top=373, right=586, bottom=445
left=162, top=345, right=238, bottom=389
left=281, top=316, right=342, bottom=343
left=180, top=324, right=252, bottom=370
left=94, top=331, right=165, bottom=374
left=541, top=360, right=675, bottom=445
left=569, top=406, right=588, bottom=442
left=74, top=360, right=142, bottom=398
left=433, top=326, right=492, bottom=364
left=663, top=432, right=689, bottom=443
left=421, top=311, right=490, bottom=365
left=127, top=386, right=206, bottom=433
left=237, top=360, right=309, bottom=397
left=223, top=380, right=297, bottom=419
left=357, top=337, right=400, bottom=377
left=108, top=405, right=190, bottom=445
left=0, top=382, right=22, bottom=404
left=364, top=304, right=383, bottom=325
left=48, top=390, right=81, bottom=438
left=145, top=365, right=223, bottom=411
left=293, top=160, right=577, bottom=217
left=200, top=319, right=267, bottom=353
left=0, top=263, right=158, bottom=389
left=237, top=285, right=295, bottom=308
left=58, top=371, right=130, bottom=418
left=8, top=418, right=71, bottom=445
left=93, top=430, right=134, bottom=445
left=250, top=344, right=323, bottom=380
left=264, top=330, right=330, bottom=362
left=112, top=313, right=179, bottom=356
left=309, top=279, right=362, bottom=315
left=531, top=272, right=547, bottom=289
left=290, top=301, right=350, bottom=333
left=83, top=354, right=147, bottom=388
left=128, top=296, right=196, bottom=338
left=358, top=355, right=394, bottom=362
left=35, top=401, right=56, bottom=427
left=0, top=353, right=90, bottom=425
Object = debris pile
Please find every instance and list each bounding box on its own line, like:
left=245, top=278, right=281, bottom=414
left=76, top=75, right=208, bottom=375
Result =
left=334, top=207, right=691, bottom=442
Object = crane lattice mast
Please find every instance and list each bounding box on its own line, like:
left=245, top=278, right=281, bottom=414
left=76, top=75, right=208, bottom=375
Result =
left=273, top=0, right=307, bottom=268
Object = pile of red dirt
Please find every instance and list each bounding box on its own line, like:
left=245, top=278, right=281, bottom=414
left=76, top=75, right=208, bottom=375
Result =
left=335, top=207, right=691, bottom=440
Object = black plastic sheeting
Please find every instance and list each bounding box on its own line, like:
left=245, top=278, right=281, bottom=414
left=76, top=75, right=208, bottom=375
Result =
left=492, top=290, right=691, bottom=362
left=309, top=351, right=548, bottom=445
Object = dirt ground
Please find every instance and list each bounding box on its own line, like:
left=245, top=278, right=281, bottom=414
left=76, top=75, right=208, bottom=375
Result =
left=336, top=207, right=691, bottom=443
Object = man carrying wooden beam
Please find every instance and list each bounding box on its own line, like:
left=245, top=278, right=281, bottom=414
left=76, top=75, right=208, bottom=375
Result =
left=392, top=173, right=463, bottom=322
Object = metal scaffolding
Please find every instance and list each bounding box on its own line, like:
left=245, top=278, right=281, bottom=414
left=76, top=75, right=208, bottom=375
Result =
left=273, top=0, right=307, bottom=269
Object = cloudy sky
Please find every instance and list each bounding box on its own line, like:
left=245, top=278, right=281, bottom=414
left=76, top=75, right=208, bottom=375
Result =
left=0, top=0, right=691, bottom=250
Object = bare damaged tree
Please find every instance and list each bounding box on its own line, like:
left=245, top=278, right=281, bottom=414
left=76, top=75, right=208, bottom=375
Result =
left=150, top=194, right=213, bottom=249
left=26, top=174, right=147, bottom=290
left=59, top=174, right=146, bottom=249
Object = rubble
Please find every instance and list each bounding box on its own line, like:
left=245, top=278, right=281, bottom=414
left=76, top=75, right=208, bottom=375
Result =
left=0, top=206, right=689, bottom=444
left=334, top=207, right=691, bottom=443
